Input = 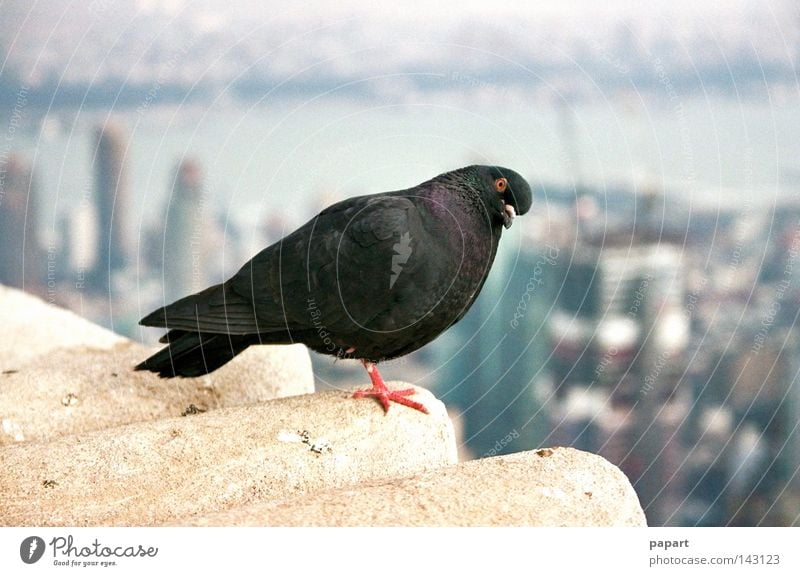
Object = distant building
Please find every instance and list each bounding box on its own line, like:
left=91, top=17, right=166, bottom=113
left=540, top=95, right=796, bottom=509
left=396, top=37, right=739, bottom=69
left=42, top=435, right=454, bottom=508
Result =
left=0, top=154, right=43, bottom=291
left=441, top=240, right=553, bottom=458
left=549, top=241, right=688, bottom=398
left=702, top=335, right=800, bottom=526
left=159, top=158, right=211, bottom=303
left=90, top=123, right=130, bottom=292
left=547, top=238, right=690, bottom=525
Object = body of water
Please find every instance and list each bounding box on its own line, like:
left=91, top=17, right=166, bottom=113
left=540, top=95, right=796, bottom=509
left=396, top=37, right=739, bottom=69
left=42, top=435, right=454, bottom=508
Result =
left=8, top=93, right=800, bottom=249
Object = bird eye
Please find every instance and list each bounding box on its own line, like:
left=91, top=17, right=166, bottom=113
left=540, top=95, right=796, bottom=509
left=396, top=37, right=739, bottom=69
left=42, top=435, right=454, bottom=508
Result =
left=494, top=177, right=508, bottom=193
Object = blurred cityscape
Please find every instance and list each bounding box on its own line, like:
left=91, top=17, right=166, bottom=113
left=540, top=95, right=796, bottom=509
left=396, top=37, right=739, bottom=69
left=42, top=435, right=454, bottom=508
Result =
left=2, top=0, right=799, bottom=528
left=443, top=187, right=800, bottom=527
left=2, top=116, right=799, bottom=527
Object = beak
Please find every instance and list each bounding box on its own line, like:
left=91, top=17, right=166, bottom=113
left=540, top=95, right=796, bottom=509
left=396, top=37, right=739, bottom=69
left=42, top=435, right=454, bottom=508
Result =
left=503, top=204, right=516, bottom=229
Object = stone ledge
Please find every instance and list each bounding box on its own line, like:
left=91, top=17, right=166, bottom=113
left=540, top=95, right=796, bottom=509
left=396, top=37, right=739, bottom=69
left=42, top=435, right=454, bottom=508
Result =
left=177, top=447, right=647, bottom=526
left=0, top=285, right=125, bottom=367
left=0, top=342, right=313, bottom=445
left=0, top=285, right=314, bottom=445
left=0, top=285, right=646, bottom=527
left=0, top=385, right=456, bottom=526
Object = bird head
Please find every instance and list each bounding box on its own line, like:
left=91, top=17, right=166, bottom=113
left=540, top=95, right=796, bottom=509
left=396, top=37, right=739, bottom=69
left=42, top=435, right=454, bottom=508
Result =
left=473, top=165, right=532, bottom=229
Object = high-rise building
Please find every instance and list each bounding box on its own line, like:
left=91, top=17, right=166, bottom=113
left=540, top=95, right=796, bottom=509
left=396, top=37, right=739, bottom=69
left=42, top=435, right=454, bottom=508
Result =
left=547, top=238, right=690, bottom=524
left=91, top=122, right=129, bottom=292
left=160, top=158, right=210, bottom=303
left=0, top=153, right=43, bottom=291
left=441, top=240, right=553, bottom=458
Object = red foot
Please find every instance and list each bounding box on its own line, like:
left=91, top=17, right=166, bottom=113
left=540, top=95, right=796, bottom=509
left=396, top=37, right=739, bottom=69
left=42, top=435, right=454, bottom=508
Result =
left=353, top=360, right=429, bottom=414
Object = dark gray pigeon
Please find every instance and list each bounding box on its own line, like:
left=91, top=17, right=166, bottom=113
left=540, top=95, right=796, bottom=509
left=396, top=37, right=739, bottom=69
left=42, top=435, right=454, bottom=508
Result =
left=136, top=165, right=532, bottom=413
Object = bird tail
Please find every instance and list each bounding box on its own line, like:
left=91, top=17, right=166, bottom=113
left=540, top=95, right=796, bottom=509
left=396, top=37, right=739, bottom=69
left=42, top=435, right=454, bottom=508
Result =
left=135, top=330, right=255, bottom=377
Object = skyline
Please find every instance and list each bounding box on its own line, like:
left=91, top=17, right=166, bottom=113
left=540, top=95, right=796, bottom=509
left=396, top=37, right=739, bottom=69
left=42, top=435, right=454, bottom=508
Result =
left=1, top=111, right=799, bottom=524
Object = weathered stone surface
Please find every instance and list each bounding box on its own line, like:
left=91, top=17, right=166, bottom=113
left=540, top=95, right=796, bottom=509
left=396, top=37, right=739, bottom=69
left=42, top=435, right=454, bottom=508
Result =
left=206, top=342, right=313, bottom=405
left=178, top=447, right=647, bottom=526
left=0, top=285, right=647, bottom=529
left=0, top=385, right=456, bottom=526
left=0, top=285, right=314, bottom=444
left=0, top=285, right=124, bottom=368
left=0, top=342, right=314, bottom=445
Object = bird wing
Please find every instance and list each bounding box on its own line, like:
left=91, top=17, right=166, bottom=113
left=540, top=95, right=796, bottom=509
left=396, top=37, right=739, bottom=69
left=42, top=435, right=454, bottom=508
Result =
left=141, top=193, right=444, bottom=338
left=232, top=193, right=441, bottom=335
left=138, top=281, right=263, bottom=334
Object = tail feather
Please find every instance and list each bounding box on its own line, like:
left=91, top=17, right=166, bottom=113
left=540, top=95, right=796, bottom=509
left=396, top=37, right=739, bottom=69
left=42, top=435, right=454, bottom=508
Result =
left=135, top=331, right=255, bottom=377
left=139, top=283, right=264, bottom=335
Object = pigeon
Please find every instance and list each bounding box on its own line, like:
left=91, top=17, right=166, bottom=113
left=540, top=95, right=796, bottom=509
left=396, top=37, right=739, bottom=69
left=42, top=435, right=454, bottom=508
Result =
left=136, top=165, right=532, bottom=413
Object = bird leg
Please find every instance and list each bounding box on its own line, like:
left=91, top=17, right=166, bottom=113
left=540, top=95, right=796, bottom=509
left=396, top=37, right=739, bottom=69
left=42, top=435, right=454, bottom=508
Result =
left=352, top=360, right=429, bottom=414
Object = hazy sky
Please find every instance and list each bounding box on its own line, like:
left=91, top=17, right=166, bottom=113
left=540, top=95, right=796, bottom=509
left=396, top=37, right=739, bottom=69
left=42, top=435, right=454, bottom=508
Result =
left=4, top=0, right=797, bottom=84
left=133, top=0, right=787, bottom=19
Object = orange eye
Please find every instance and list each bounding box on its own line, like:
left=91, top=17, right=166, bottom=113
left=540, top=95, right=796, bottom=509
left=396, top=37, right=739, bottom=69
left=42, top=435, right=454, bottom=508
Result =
left=494, top=177, right=508, bottom=193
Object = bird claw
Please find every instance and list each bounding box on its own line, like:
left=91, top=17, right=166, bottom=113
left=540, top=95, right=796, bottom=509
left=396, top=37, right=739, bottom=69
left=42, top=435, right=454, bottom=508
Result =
left=352, top=386, right=429, bottom=414
left=355, top=359, right=429, bottom=414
